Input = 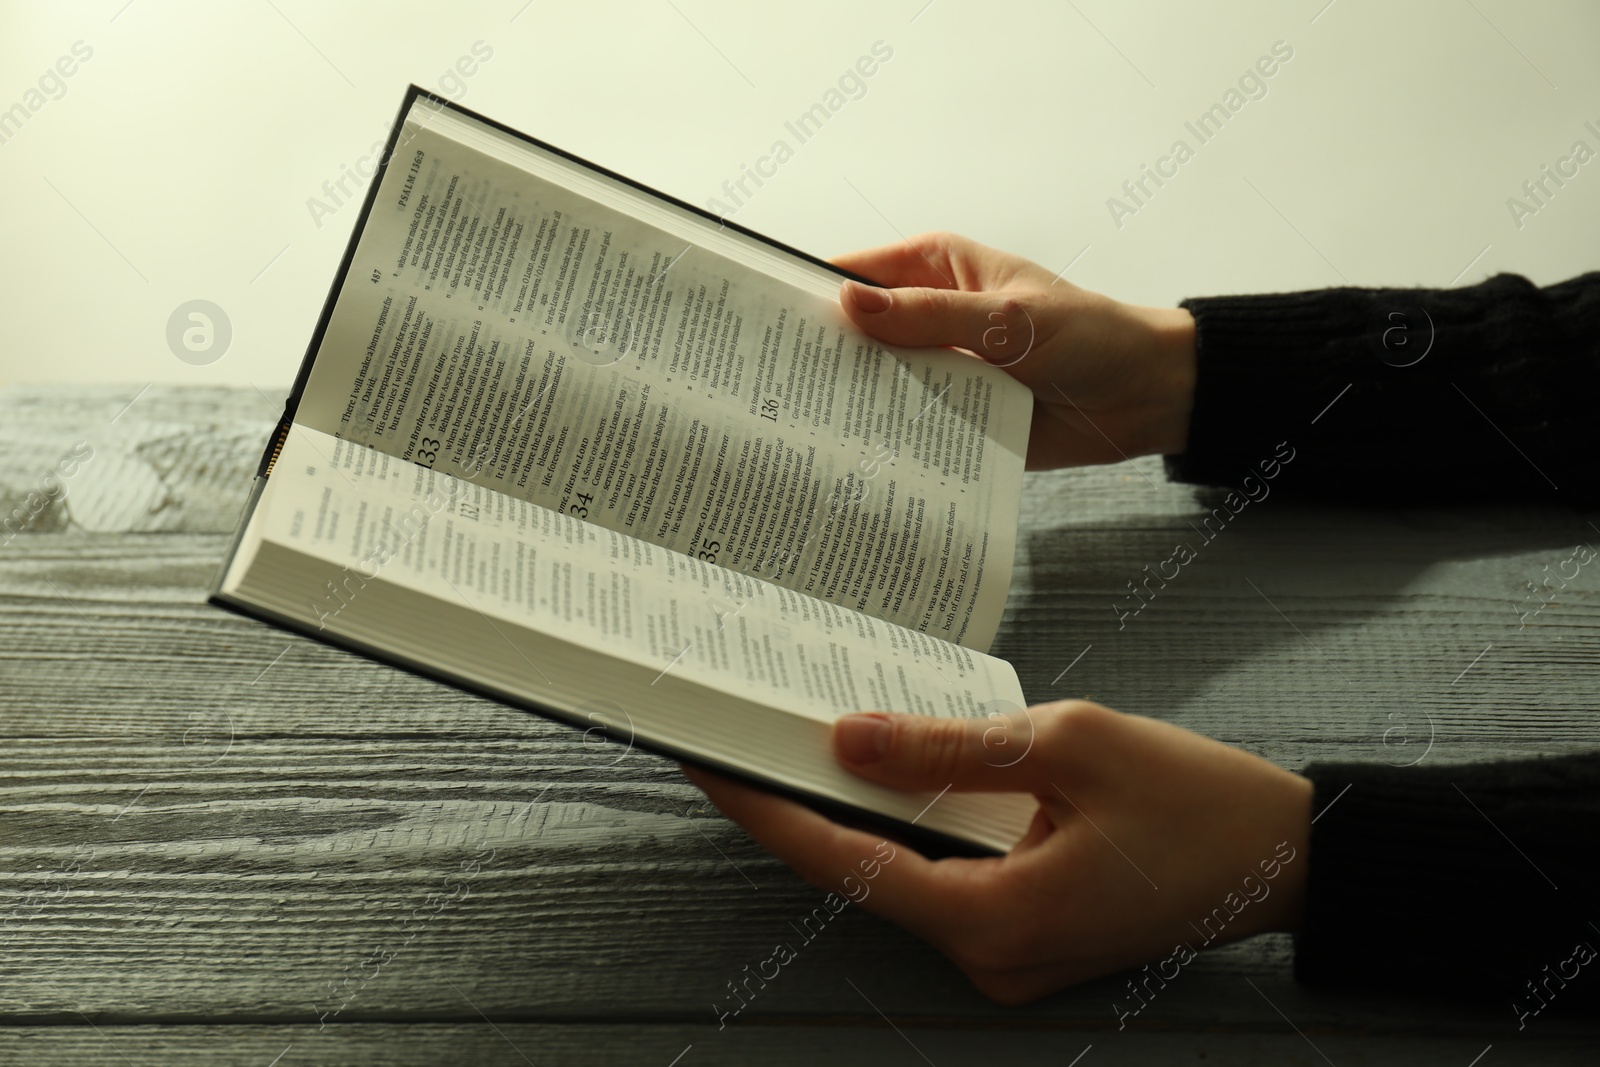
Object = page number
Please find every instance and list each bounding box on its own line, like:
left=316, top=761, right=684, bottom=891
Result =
left=370, top=270, right=382, bottom=284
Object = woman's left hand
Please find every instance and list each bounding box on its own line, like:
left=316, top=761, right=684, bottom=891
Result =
left=684, top=700, right=1312, bottom=1004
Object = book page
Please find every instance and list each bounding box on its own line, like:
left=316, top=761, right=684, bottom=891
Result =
left=292, top=96, right=1029, bottom=651
left=256, top=426, right=1026, bottom=724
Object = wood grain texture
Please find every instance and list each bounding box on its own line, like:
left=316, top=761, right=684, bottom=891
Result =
left=3, top=386, right=1596, bottom=1056
left=0, top=385, right=278, bottom=537
left=4, top=1023, right=1600, bottom=1067
left=5, top=1023, right=1599, bottom=1067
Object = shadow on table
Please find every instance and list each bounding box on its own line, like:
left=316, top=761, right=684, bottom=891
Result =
left=1001, top=493, right=1599, bottom=738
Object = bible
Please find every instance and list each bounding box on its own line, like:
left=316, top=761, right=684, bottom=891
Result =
left=213, top=86, right=1037, bottom=853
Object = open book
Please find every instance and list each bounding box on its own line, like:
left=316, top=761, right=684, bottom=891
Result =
left=213, top=87, right=1037, bottom=853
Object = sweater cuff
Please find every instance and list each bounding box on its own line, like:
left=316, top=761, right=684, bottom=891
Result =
left=1163, top=287, right=1381, bottom=488
left=1164, top=272, right=1600, bottom=501
left=1296, top=757, right=1600, bottom=1013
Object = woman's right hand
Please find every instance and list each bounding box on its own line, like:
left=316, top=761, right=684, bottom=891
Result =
left=832, top=232, right=1198, bottom=470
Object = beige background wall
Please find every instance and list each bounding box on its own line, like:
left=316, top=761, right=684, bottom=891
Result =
left=1, top=0, right=1595, bottom=389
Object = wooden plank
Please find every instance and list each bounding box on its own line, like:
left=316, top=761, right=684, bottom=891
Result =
left=0, top=386, right=278, bottom=537
left=1, top=1022, right=1593, bottom=1067
left=1000, top=500, right=1600, bottom=762
left=6, top=1023, right=1593, bottom=1067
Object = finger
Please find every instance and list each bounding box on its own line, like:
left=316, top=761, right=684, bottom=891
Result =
left=681, top=764, right=986, bottom=935
left=831, top=231, right=1022, bottom=291
left=961, top=959, right=1085, bottom=1006
left=832, top=711, right=1055, bottom=794
left=831, top=235, right=961, bottom=290
left=840, top=279, right=1036, bottom=360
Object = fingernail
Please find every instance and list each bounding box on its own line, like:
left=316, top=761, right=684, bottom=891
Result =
left=845, top=280, right=891, bottom=314
left=835, top=713, right=891, bottom=763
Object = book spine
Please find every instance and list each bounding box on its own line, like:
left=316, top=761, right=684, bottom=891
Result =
left=257, top=418, right=292, bottom=478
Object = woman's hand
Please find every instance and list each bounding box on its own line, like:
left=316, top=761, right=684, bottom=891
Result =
left=832, top=232, right=1197, bottom=469
left=683, top=701, right=1312, bottom=1005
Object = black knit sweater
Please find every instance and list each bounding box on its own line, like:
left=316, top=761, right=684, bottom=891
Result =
left=1171, top=271, right=1600, bottom=1019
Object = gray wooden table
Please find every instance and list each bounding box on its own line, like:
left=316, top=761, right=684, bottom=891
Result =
left=3, top=385, right=1596, bottom=1065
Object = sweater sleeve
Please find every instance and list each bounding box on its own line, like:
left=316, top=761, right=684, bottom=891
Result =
left=1296, top=757, right=1600, bottom=1018
left=1167, top=271, right=1600, bottom=503
left=1168, top=271, right=1600, bottom=1012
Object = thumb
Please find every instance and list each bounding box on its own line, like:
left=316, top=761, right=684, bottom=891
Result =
left=841, top=279, right=1035, bottom=362
left=832, top=711, right=1045, bottom=794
